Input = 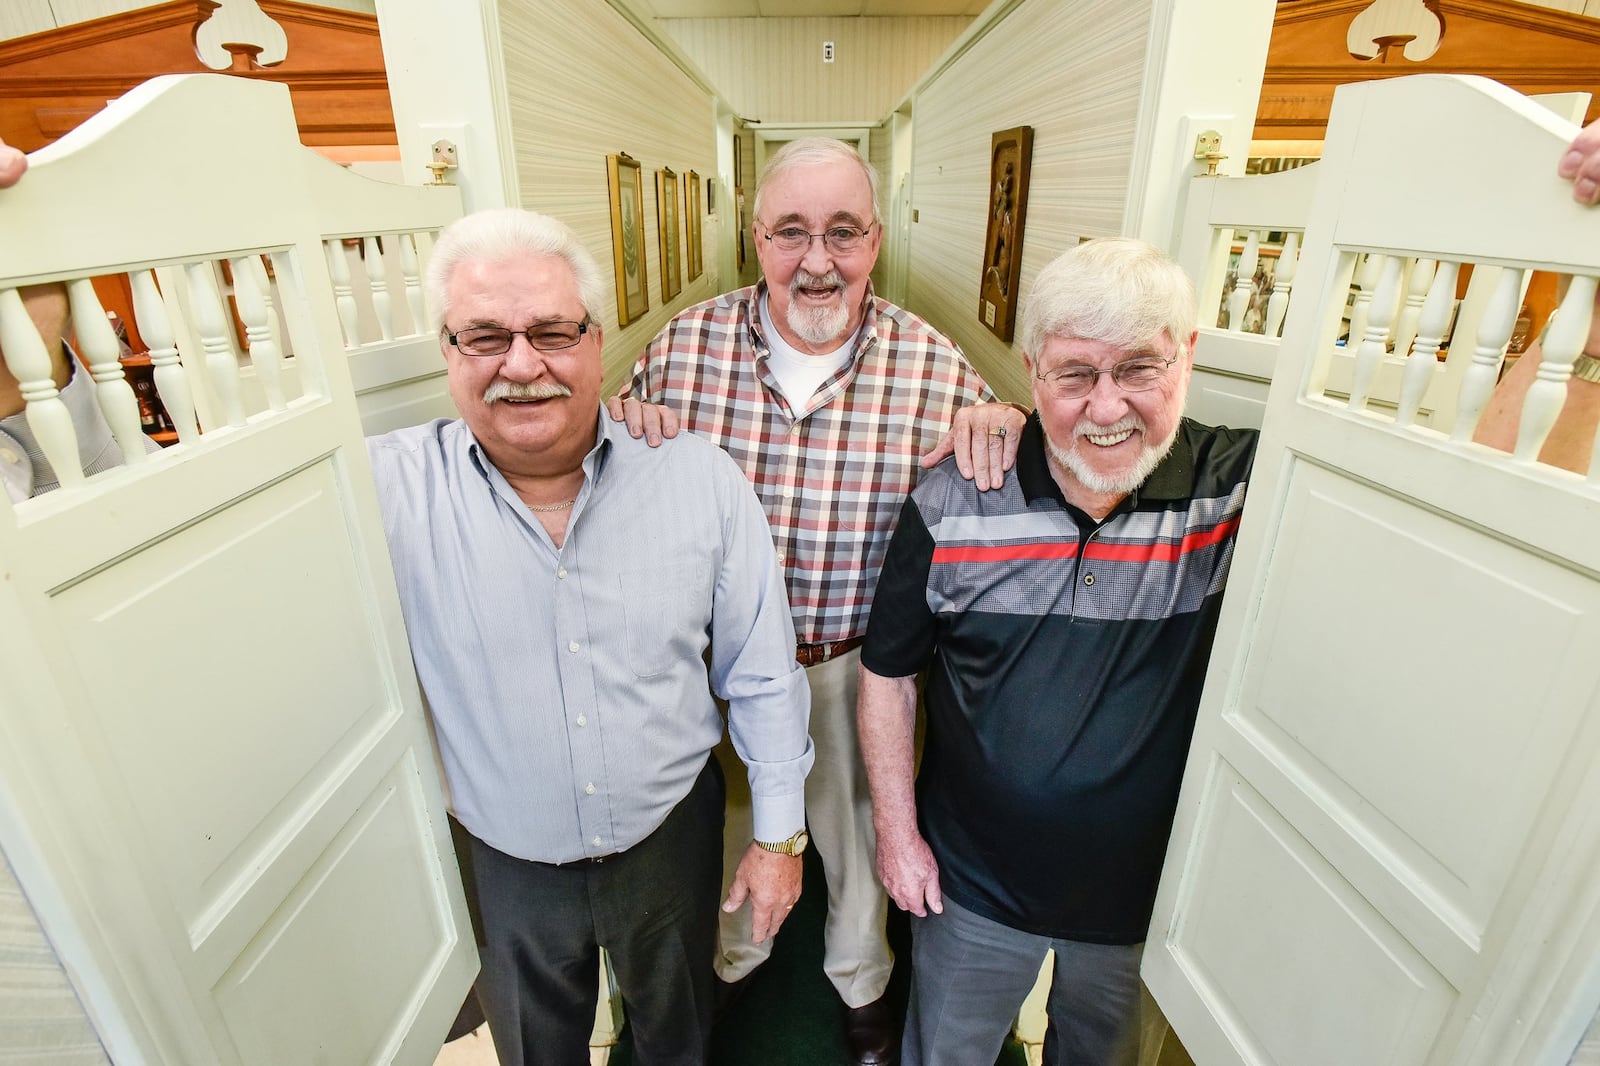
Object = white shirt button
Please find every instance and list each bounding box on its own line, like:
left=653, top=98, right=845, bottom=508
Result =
left=781, top=486, right=793, bottom=498
left=777, top=552, right=786, bottom=564
left=592, top=836, right=602, bottom=847
left=557, top=568, right=567, bottom=579
left=585, top=783, right=596, bottom=795
left=568, top=640, right=580, bottom=652
left=576, top=715, right=587, bottom=727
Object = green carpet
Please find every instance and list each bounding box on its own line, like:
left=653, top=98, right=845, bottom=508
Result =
left=611, top=847, right=1030, bottom=1066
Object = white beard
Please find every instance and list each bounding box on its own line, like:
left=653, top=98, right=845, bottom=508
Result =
left=1046, top=417, right=1179, bottom=496
left=786, top=268, right=851, bottom=347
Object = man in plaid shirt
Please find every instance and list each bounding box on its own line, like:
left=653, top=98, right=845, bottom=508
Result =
left=613, top=137, right=1025, bottom=1066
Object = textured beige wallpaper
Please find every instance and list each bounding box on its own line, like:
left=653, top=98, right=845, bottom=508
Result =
left=904, top=0, right=1151, bottom=404
left=0, top=852, right=108, bottom=1066
left=657, top=16, right=969, bottom=125
left=497, top=1, right=719, bottom=391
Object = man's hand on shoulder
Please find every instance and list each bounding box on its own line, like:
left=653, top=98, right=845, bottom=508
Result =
left=1560, top=118, right=1600, bottom=207
left=604, top=394, right=680, bottom=446
left=723, top=843, right=802, bottom=943
left=875, top=824, right=943, bottom=918
left=919, top=402, right=1028, bottom=491
left=0, top=138, right=26, bottom=189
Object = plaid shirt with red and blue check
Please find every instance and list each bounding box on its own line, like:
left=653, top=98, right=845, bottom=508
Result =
left=628, top=282, right=995, bottom=645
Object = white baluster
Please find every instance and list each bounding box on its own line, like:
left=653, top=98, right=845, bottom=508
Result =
left=401, top=233, right=424, bottom=336
left=129, top=270, right=199, bottom=444
left=325, top=239, right=359, bottom=348
left=363, top=236, right=395, bottom=341
left=1391, top=258, right=1436, bottom=360
left=230, top=255, right=287, bottom=412
left=1516, top=275, right=1597, bottom=463
left=185, top=261, right=246, bottom=429
left=1346, top=253, right=1384, bottom=351
left=65, top=280, right=146, bottom=464
left=1228, top=231, right=1260, bottom=333
left=1264, top=232, right=1300, bottom=339
left=1347, top=256, right=1402, bottom=411
left=1452, top=266, right=1524, bottom=443
left=0, top=288, right=82, bottom=490
left=1395, top=261, right=1458, bottom=428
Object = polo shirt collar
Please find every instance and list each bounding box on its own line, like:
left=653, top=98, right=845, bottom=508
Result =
left=1016, top=413, right=1198, bottom=513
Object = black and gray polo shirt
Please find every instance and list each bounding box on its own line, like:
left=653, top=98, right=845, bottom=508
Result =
left=863, top=414, right=1258, bottom=943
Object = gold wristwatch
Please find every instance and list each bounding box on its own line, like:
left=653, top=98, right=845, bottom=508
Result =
left=1572, top=352, right=1600, bottom=384
left=755, top=828, right=810, bottom=856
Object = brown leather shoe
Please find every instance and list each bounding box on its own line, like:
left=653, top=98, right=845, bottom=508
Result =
left=842, top=994, right=899, bottom=1066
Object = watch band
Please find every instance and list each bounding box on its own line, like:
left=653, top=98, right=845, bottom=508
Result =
left=754, top=828, right=809, bottom=856
left=1572, top=352, right=1600, bottom=384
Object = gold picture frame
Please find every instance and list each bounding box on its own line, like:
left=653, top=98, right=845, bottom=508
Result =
left=656, top=167, right=682, bottom=302
left=685, top=169, right=703, bottom=282
left=978, top=125, right=1033, bottom=342
left=607, top=152, right=649, bottom=326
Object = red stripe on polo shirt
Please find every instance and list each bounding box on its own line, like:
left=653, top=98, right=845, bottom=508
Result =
left=1082, top=516, right=1242, bottom=563
left=932, top=542, right=1082, bottom=563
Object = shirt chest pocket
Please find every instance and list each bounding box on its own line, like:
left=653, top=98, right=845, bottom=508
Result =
left=618, top=561, right=712, bottom=678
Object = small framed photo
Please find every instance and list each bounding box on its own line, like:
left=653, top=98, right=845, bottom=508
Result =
left=657, top=167, right=682, bottom=302
left=606, top=152, right=650, bottom=326
left=685, top=168, right=703, bottom=282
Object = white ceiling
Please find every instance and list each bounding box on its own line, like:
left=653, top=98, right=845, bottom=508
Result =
left=623, top=0, right=992, bottom=17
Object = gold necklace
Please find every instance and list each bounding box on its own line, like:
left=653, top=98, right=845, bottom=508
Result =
left=527, top=498, right=577, bottom=513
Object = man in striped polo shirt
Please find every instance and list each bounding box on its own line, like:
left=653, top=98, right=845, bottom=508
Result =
left=858, top=238, right=1258, bottom=1066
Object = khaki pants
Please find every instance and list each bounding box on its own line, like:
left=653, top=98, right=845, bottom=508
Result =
left=713, top=647, right=895, bottom=1007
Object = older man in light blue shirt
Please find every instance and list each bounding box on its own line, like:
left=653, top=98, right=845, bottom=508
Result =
left=367, top=207, right=813, bottom=1066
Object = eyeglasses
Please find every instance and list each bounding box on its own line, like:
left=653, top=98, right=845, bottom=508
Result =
left=446, top=320, right=591, bottom=357
left=1034, top=352, right=1179, bottom=398
left=758, top=221, right=876, bottom=255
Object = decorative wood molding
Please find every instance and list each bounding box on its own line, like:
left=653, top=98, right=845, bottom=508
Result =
left=1259, top=0, right=1600, bottom=140
left=0, top=0, right=395, bottom=152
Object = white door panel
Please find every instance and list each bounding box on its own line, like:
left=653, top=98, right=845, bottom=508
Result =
left=0, top=74, right=474, bottom=1065
left=1146, top=74, right=1600, bottom=1066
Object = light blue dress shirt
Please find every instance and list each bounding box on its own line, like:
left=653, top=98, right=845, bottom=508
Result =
left=368, top=409, right=813, bottom=863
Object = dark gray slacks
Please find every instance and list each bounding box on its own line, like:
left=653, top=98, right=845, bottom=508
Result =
left=904, top=895, right=1141, bottom=1066
left=467, top=758, right=724, bottom=1066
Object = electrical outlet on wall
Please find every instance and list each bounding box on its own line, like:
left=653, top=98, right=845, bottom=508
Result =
left=822, top=41, right=835, bottom=63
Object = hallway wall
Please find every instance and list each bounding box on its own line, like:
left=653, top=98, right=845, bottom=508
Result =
left=904, top=0, right=1153, bottom=403
left=495, top=2, right=720, bottom=390
left=657, top=17, right=968, bottom=126
left=0, top=852, right=108, bottom=1065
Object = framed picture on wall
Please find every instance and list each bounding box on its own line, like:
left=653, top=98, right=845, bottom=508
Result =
left=657, top=167, right=682, bottom=301
left=606, top=152, right=649, bottom=326
left=978, top=125, right=1033, bottom=342
left=685, top=168, right=703, bottom=282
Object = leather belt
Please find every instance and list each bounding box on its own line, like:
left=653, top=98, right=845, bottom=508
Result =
left=795, top=636, right=864, bottom=667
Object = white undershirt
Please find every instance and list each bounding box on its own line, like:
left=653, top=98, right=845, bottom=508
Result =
left=758, top=294, right=853, bottom=414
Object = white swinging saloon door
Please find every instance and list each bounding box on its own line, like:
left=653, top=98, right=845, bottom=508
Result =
left=0, top=76, right=474, bottom=1064
left=1144, top=76, right=1600, bottom=1066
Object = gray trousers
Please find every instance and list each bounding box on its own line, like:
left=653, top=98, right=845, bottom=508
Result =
left=905, top=896, right=1141, bottom=1066
left=713, top=647, right=895, bottom=1007
left=469, top=758, right=723, bottom=1066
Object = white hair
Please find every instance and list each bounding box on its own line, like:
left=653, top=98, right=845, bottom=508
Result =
left=425, top=207, right=605, bottom=328
left=1018, top=238, right=1197, bottom=359
left=752, top=137, right=881, bottom=225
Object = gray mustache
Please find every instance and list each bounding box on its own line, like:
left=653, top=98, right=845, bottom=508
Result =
left=483, top=380, right=573, bottom=403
